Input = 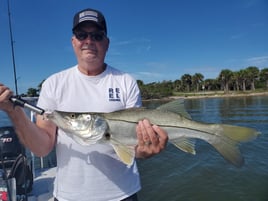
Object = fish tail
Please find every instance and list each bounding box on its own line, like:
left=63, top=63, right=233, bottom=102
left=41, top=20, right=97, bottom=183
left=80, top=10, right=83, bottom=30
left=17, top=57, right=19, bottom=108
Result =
left=210, top=124, right=260, bottom=167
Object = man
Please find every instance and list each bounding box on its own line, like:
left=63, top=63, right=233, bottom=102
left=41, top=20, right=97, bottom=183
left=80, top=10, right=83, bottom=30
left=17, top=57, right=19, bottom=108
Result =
left=0, top=8, right=168, bottom=201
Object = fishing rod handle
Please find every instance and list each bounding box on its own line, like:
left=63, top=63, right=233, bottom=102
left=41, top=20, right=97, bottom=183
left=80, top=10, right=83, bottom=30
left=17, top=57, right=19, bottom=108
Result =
left=9, top=96, right=45, bottom=115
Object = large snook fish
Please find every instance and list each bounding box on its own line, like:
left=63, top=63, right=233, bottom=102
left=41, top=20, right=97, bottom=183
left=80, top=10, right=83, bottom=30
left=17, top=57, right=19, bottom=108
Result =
left=44, top=99, right=260, bottom=167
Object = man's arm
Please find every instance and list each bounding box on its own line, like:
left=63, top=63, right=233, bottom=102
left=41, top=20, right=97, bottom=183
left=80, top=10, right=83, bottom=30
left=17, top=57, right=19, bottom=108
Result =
left=0, top=84, right=56, bottom=157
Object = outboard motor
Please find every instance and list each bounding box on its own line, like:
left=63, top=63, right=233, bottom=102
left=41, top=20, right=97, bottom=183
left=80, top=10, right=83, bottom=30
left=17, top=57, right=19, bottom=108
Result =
left=0, top=126, right=33, bottom=201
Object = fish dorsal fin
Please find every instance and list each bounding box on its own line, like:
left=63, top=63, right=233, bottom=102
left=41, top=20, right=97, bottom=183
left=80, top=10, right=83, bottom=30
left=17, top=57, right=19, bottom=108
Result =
left=156, top=99, right=191, bottom=119
left=110, top=138, right=135, bottom=166
left=170, top=138, right=196, bottom=155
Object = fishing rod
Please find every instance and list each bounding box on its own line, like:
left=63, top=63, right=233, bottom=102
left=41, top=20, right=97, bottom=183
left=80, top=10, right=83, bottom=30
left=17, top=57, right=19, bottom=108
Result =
left=7, top=0, right=18, bottom=95
left=6, top=0, right=45, bottom=115
left=10, top=96, right=45, bottom=115
left=4, top=2, right=43, bottom=200
left=1, top=1, right=18, bottom=200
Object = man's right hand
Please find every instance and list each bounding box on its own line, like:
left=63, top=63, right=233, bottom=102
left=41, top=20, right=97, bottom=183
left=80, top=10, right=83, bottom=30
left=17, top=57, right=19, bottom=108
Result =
left=0, top=83, right=14, bottom=112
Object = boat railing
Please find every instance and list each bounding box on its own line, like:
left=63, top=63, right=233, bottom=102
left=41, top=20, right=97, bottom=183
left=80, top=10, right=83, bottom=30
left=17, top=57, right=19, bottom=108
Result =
left=30, top=111, right=57, bottom=178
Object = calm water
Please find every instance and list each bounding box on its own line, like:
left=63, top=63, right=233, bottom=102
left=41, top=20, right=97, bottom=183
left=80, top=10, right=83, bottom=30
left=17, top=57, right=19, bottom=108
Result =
left=1, top=96, right=268, bottom=200
left=138, top=95, right=268, bottom=201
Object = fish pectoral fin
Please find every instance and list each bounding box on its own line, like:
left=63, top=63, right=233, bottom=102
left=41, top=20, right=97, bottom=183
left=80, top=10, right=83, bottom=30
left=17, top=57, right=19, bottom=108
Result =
left=110, top=139, right=135, bottom=166
left=170, top=138, right=196, bottom=155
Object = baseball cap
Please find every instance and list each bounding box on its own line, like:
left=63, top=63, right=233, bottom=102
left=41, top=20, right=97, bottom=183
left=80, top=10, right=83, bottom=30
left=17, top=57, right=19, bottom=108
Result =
left=72, top=8, right=107, bottom=34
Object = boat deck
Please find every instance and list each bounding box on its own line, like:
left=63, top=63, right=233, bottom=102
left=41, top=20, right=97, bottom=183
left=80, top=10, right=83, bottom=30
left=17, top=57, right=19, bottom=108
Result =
left=28, top=167, right=56, bottom=201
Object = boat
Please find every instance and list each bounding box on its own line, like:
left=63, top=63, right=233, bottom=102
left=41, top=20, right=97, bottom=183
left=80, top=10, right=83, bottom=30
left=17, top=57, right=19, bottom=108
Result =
left=0, top=96, right=57, bottom=201
left=28, top=167, right=56, bottom=201
left=0, top=124, right=56, bottom=201
left=0, top=88, right=58, bottom=201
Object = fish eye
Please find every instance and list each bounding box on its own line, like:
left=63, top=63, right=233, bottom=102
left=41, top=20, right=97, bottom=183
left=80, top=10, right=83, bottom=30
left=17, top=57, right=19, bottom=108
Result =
left=70, top=114, right=76, bottom=118
left=85, top=115, right=91, bottom=120
left=104, top=133, right=111, bottom=140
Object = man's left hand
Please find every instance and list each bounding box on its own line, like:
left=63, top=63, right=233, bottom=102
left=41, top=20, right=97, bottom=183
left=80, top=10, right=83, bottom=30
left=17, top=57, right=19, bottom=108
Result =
left=135, top=119, right=168, bottom=158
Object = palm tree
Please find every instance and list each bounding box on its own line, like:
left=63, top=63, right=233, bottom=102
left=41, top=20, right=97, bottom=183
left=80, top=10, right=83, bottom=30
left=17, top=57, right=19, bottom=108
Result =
left=218, top=69, right=233, bottom=93
left=245, top=66, right=259, bottom=91
left=238, top=69, right=248, bottom=92
left=232, top=71, right=240, bottom=91
left=260, top=68, right=268, bottom=89
left=204, top=79, right=212, bottom=91
left=173, top=79, right=182, bottom=92
left=192, top=73, right=204, bottom=92
left=181, top=74, right=192, bottom=92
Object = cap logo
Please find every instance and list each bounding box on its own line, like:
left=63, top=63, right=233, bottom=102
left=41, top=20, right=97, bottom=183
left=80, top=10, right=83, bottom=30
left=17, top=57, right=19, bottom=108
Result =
left=79, top=11, right=98, bottom=23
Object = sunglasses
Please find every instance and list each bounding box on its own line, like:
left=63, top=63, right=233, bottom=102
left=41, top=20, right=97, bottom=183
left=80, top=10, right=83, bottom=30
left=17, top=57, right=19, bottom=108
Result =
left=73, top=31, right=106, bottom=42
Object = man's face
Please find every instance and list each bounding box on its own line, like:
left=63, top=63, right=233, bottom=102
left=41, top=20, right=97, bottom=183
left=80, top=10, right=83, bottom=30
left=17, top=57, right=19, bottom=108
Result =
left=72, top=23, right=109, bottom=69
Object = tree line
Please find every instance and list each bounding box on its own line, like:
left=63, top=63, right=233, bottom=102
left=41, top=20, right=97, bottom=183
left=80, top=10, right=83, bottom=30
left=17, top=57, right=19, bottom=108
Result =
left=137, top=66, right=268, bottom=99
left=24, top=66, right=268, bottom=99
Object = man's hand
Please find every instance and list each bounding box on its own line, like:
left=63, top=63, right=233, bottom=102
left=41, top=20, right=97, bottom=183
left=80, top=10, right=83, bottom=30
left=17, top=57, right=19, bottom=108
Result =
left=135, top=119, right=168, bottom=158
left=0, top=83, right=14, bottom=112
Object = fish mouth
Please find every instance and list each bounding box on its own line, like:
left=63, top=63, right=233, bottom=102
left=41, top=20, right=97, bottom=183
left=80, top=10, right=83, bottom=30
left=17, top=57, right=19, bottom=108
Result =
left=70, top=131, right=104, bottom=145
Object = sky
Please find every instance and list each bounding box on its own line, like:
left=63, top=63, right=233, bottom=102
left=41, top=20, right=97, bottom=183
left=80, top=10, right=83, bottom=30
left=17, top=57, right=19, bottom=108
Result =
left=0, top=0, right=267, bottom=94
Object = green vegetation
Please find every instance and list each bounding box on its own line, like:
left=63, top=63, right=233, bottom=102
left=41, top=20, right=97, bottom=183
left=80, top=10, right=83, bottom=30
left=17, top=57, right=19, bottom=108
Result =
left=24, top=67, right=268, bottom=99
left=138, top=66, right=268, bottom=99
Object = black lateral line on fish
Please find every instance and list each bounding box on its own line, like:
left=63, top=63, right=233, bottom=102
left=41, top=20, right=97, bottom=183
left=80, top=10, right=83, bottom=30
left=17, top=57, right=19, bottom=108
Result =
left=106, top=119, right=227, bottom=139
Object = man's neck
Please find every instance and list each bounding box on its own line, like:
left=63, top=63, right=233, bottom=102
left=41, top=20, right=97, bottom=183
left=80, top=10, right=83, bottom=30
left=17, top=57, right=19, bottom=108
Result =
left=78, top=63, right=107, bottom=76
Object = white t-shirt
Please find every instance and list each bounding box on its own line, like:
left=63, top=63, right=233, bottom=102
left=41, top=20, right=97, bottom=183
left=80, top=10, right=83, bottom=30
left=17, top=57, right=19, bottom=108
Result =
left=37, top=65, right=142, bottom=201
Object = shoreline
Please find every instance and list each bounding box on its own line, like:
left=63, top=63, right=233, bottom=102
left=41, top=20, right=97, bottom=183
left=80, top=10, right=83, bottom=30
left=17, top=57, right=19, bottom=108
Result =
left=139, top=91, right=268, bottom=102
left=169, top=91, right=268, bottom=100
